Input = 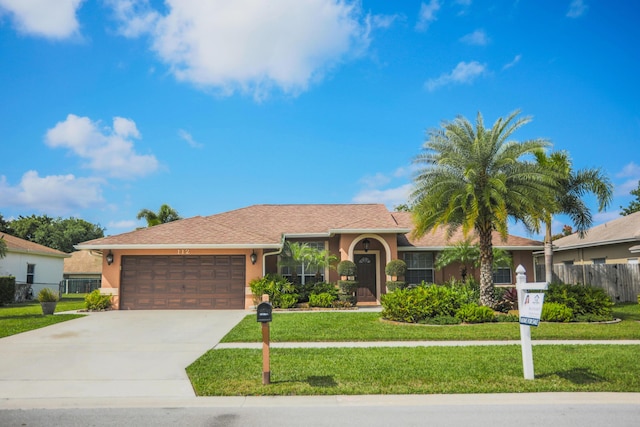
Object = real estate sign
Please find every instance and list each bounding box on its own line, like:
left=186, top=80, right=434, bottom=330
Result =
left=519, top=292, right=545, bottom=326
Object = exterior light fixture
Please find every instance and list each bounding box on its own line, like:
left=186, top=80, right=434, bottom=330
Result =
left=362, top=238, right=370, bottom=253
left=106, top=250, right=114, bottom=265
left=250, top=250, right=258, bottom=265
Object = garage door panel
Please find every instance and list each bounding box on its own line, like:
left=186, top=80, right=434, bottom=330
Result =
left=121, top=255, right=245, bottom=310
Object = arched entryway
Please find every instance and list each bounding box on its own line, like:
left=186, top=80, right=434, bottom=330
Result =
left=348, top=235, right=391, bottom=304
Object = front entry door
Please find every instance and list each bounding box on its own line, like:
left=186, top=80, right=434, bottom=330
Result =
left=355, top=254, right=376, bottom=302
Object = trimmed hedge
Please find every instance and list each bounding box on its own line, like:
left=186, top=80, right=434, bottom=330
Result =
left=0, top=276, right=16, bottom=305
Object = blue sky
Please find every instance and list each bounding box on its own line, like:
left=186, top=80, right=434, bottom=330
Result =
left=0, top=0, right=638, bottom=239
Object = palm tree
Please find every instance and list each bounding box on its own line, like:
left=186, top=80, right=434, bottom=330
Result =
left=435, top=239, right=512, bottom=282
left=434, top=239, right=479, bottom=281
left=411, top=110, right=556, bottom=307
left=308, top=249, right=338, bottom=282
left=534, top=151, right=613, bottom=284
left=136, top=204, right=182, bottom=227
left=278, top=242, right=313, bottom=284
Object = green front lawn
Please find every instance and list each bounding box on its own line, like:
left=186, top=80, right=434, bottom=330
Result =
left=221, top=303, right=640, bottom=343
left=0, top=294, right=87, bottom=338
left=187, top=345, right=640, bottom=396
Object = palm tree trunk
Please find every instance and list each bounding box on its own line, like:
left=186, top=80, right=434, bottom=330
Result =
left=478, top=227, right=495, bottom=308
left=544, top=219, right=554, bottom=284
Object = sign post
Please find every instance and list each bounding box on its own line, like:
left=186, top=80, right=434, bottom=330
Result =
left=515, top=265, right=547, bottom=380
left=256, top=296, right=273, bottom=385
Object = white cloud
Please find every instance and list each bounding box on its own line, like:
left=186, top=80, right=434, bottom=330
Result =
left=567, top=0, right=588, bottom=18
left=615, top=162, right=640, bottom=196
left=108, top=0, right=370, bottom=99
left=425, top=61, right=488, bottom=91
left=178, top=129, right=204, bottom=149
left=502, top=54, right=522, bottom=70
left=359, top=173, right=391, bottom=188
left=45, top=114, right=159, bottom=179
left=0, top=171, right=104, bottom=214
left=352, top=183, right=413, bottom=209
left=460, top=29, right=489, bottom=46
left=416, top=0, right=440, bottom=31
left=0, top=0, right=84, bottom=39
left=107, top=219, right=138, bottom=231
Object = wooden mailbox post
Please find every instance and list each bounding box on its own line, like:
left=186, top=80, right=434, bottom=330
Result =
left=256, top=298, right=273, bottom=385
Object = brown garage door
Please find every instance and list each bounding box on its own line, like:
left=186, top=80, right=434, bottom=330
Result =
left=120, top=255, right=245, bottom=310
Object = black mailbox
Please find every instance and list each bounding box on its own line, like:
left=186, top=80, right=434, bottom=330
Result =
left=257, top=301, right=273, bottom=323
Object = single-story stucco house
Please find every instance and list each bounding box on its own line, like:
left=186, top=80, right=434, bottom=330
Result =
left=76, top=204, right=543, bottom=310
left=535, top=210, right=640, bottom=266
left=0, top=233, right=69, bottom=299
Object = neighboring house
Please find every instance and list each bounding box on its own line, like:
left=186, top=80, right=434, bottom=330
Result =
left=0, top=233, right=69, bottom=298
left=540, top=210, right=640, bottom=266
left=76, top=204, right=543, bottom=310
left=62, top=250, right=102, bottom=293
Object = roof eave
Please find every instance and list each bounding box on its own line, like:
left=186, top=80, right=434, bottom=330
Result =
left=330, top=228, right=412, bottom=234
left=7, top=249, right=70, bottom=258
left=74, top=243, right=282, bottom=250
left=553, top=237, right=640, bottom=252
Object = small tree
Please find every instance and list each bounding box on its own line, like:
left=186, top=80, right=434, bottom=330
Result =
left=308, top=249, right=338, bottom=282
left=385, top=259, right=407, bottom=292
left=337, top=260, right=358, bottom=294
left=0, top=236, right=7, bottom=259
left=620, top=180, right=640, bottom=216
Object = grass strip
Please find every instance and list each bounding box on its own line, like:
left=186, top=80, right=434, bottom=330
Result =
left=187, top=345, right=640, bottom=396
left=221, top=304, right=640, bottom=343
left=0, top=294, right=87, bottom=338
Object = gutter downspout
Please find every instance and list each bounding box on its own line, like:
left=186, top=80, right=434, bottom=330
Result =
left=262, top=235, right=287, bottom=276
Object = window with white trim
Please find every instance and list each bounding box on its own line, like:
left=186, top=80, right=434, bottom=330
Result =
left=402, top=252, right=434, bottom=285
left=592, top=258, right=606, bottom=265
left=26, top=264, right=35, bottom=284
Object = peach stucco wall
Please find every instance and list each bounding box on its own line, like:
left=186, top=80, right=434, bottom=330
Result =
left=101, top=248, right=263, bottom=310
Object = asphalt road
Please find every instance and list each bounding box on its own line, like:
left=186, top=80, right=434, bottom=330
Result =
left=1, top=403, right=639, bottom=427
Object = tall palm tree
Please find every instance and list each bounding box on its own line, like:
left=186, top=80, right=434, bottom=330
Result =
left=534, top=151, right=612, bottom=284
left=136, top=204, right=182, bottom=227
left=411, top=110, right=556, bottom=307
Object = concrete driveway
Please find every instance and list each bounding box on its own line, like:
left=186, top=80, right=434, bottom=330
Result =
left=0, top=310, right=248, bottom=399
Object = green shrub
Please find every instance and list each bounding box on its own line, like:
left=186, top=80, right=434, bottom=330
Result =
left=338, top=280, right=359, bottom=294
left=455, top=303, right=495, bottom=323
left=385, top=281, right=407, bottom=292
left=494, top=287, right=518, bottom=313
left=278, top=294, right=298, bottom=309
left=249, top=274, right=297, bottom=308
left=338, top=294, right=356, bottom=306
left=37, top=287, right=59, bottom=302
left=331, top=299, right=354, bottom=309
left=310, top=282, right=339, bottom=297
left=545, top=283, right=613, bottom=320
left=309, top=292, right=336, bottom=308
left=84, top=289, right=112, bottom=311
left=495, top=313, right=519, bottom=322
left=541, top=302, right=573, bottom=322
left=385, top=259, right=407, bottom=278
left=381, top=283, right=477, bottom=323
left=0, top=276, right=16, bottom=305
left=337, top=260, right=357, bottom=277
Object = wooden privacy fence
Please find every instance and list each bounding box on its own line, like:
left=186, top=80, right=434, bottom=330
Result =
left=537, top=264, right=640, bottom=302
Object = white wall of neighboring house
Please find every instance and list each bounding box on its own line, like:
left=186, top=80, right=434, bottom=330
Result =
left=0, top=252, right=64, bottom=296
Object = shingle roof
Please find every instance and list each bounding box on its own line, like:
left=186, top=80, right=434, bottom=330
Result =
left=64, top=250, right=103, bottom=274
left=1, top=233, right=69, bottom=258
left=552, top=210, right=640, bottom=250
left=392, top=212, right=544, bottom=249
left=76, top=204, right=411, bottom=249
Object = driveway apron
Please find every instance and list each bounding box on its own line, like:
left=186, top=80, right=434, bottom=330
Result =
left=0, top=310, right=248, bottom=399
